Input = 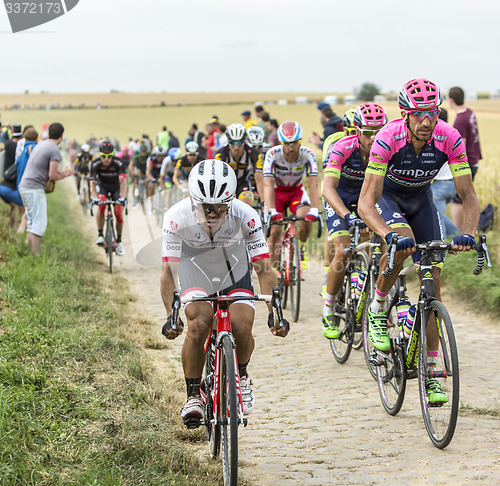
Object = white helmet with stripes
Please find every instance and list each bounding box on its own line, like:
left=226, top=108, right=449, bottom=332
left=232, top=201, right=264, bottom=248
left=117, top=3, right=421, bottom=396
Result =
left=188, top=159, right=237, bottom=205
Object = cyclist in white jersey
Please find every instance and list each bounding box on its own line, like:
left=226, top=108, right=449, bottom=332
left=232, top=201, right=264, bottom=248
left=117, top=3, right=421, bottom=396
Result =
left=263, top=121, right=319, bottom=269
left=160, top=159, right=289, bottom=427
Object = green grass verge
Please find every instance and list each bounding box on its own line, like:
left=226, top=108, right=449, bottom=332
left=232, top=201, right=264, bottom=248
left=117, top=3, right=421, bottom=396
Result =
left=0, top=188, right=225, bottom=485
left=441, top=231, right=500, bottom=317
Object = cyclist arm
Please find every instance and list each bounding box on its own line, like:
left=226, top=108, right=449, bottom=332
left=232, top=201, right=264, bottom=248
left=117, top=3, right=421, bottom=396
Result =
left=172, top=169, right=183, bottom=189
left=252, top=257, right=287, bottom=337
left=323, top=174, right=351, bottom=219
left=160, top=261, right=179, bottom=314
left=358, top=173, right=392, bottom=238
left=454, top=173, right=480, bottom=241
left=119, top=174, right=127, bottom=198
left=145, top=160, right=153, bottom=180
left=263, top=175, right=277, bottom=210
left=305, top=174, right=319, bottom=210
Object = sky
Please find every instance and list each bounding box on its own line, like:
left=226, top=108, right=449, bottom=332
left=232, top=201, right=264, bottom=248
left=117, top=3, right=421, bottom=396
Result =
left=0, top=0, right=498, bottom=94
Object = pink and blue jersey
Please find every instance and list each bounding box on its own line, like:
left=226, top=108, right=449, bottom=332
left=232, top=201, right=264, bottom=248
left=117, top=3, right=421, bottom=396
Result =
left=366, top=119, right=470, bottom=195
left=324, top=135, right=366, bottom=197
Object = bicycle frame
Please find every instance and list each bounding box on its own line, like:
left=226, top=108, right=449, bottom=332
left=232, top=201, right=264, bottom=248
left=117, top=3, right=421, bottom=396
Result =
left=280, top=220, right=299, bottom=285
left=209, top=298, right=245, bottom=427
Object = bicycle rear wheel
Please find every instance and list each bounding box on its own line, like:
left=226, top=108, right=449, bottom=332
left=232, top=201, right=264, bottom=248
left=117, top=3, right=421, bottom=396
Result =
left=289, top=236, right=301, bottom=322
left=106, top=216, right=114, bottom=274
left=329, top=271, right=352, bottom=364
left=204, top=331, right=220, bottom=458
left=418, top=300, right=459, bottom=449
left=220, top=335, right=239, bottom=486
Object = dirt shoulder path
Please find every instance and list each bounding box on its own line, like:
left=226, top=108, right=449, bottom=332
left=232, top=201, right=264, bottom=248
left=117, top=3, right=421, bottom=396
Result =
left=71, top=189, right=500, bottom=486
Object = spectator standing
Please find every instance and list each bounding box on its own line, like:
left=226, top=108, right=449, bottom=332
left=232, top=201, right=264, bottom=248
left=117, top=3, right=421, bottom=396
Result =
left=241, top=110, right=257, bottom=129
left=18, top=123, right=74, bottom=255
left=187, top=124, right=207, bottom=159
left=3, top=124, right=22, bottom=173
left=168, top=131, right=180, bottom=149
left=448, top=87, right=482, bottom=230
left=309, top=106, right=343, bottom=150
left=15, top=125, right=35, bottom=162
left=157, top=126, right=170, bottom=149
left=267, top=119, right=279, bottom=147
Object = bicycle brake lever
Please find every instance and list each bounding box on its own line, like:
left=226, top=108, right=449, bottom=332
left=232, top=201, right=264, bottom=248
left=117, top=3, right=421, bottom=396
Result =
left=171, top=289, right=181, bottom=330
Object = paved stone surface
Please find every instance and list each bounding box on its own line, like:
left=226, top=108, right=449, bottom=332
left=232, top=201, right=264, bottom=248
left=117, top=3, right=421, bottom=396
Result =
left=78, top=198, right=500, bottom=486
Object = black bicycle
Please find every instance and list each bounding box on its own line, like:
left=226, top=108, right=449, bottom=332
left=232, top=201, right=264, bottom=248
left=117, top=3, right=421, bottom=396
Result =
left=91, top=195, right=127, bottom=274
left=370, top=234, right=491, bottom=448
left=328, top=222, right=369, bottom=363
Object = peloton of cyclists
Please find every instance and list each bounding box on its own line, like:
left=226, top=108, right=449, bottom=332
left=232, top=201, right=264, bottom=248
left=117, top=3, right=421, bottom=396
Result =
left=160, top=159, right=289, bottom=427
left=321, top=103, right=388, bottom=338
left=358, top=78, right=480, bottom=404
left=263, top=121, right=320, bottom=270
left=90, top=141, right=127, bottom=256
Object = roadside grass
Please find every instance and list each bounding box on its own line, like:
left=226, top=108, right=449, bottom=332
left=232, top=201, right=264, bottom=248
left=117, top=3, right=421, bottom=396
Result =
left=441, top=230, right=500, bottom=317
left=0, top=187, right=225, bottom=485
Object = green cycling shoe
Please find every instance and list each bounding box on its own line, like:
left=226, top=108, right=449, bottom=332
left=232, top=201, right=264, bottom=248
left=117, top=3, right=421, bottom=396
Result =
left=322, top=314, right=340, bottom=339
left=425, top=378, right=449, bottom=404
left=368, top=309, right=390, bottom=351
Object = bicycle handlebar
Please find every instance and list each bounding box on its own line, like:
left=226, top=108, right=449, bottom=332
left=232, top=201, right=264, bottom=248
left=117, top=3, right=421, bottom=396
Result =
left=382, top=234, right=492, bottom=277
left=90, top=198, right=128, bottom=216
left=170, top=286, right=286, bottom=331
left=265, top=211, right=323, bottom=238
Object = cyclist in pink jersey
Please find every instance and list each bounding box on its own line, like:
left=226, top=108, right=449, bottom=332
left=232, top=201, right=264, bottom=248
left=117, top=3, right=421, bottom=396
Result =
left=263, top=121, right=320, bottom=269
left=321, top=103, right=388, bottom=339
left=358, top=78, right=480, bottom=404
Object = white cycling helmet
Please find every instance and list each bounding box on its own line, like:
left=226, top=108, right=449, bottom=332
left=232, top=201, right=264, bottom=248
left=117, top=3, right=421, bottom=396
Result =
left=188, top=160, right=237, bottom=205
left=225, top=123, right=246, bottom=142
left=152, top=145, right=167, bottom=156
left=81, top=144, right=90, bottom=153
left=246, top=126, right=265, bottom=147
left=186, top=141, right=199, bottom=154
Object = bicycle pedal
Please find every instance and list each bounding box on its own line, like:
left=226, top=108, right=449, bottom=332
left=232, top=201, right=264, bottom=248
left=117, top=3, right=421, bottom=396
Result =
left=369, top=357, right=382, bottom=366
left=183, top=417, right=202, bottom=429
left=428, top=401, right=445, bottom=408
left=242, top=418, right=248, bottom=427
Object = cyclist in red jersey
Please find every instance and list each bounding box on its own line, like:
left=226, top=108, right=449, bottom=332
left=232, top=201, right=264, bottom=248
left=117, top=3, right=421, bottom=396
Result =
left=263, top=121, right=319, bottom=269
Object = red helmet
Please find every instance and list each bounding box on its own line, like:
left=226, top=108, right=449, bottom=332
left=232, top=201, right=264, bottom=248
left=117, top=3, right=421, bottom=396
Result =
left=277, top=121, right=303, bottom=143
left=398, top=78, right=443, bottom=110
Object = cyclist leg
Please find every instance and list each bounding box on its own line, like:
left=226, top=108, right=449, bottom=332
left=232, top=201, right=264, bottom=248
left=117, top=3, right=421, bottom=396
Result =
left=111, top=188, right=126, bottom=255
left=95, top=192, right=107, bottom=246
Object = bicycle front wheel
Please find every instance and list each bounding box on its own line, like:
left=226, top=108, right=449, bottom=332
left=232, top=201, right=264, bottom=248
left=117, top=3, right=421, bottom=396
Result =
left=81, top=186, right=88, bottom=215
left=289, top=236, right=301, bottom=322
left=106, top=216, right=114, bottom=274
left=277, top=239, right=288, bottom=309
left=220, top=335, right=239, bottom=486
left=418, top=300, right=459, bottom=449
left=204, top=331, right=220, bottom=459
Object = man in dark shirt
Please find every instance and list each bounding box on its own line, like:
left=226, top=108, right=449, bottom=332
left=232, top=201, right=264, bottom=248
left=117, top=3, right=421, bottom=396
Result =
left=90, top=141, right=127, bottom=255
left=3, top=124, right=22, bottom=173
left=449, top=86, right=482, bottom=230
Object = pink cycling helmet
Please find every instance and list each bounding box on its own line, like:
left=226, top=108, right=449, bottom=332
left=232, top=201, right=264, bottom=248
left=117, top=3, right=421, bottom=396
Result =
left=277, top=121, right=303, bottom=143
left=398, top=78, right=443, bottom=110
left=353, top=103, right=388, bottom=127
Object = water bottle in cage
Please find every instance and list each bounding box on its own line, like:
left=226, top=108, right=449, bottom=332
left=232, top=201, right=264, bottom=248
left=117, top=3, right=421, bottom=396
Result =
left=404, top=304, right=417, bottom=339
left=355, top=272, right=366, bottom=298
left=396, top=298, right=411, bottom=332
left=350, top=266, right=360, bottom=300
